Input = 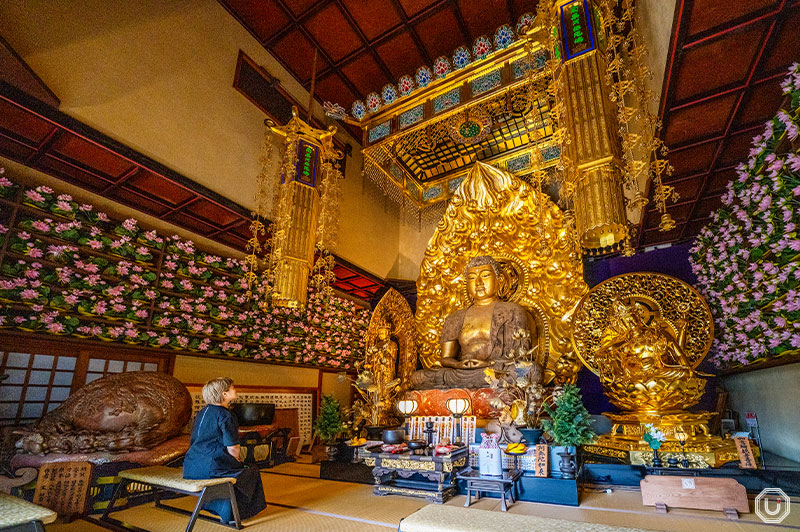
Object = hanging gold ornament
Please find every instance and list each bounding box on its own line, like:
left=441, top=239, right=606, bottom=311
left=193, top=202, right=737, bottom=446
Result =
left=249, top=107, right=344, bottom=309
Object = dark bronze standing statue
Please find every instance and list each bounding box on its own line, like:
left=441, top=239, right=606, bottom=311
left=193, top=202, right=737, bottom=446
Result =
left=411, top=256, right=542, bottom=389
left=16, top=371, right=192, bottom=455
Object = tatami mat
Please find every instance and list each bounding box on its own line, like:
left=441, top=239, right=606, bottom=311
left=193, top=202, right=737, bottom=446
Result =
left=45, top=465, right=800, bottom=532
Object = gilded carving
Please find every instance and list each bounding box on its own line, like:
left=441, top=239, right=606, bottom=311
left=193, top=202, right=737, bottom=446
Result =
left=572, top=273, right=714, bottom=412
left=365, top=288, right=418, bottom=386
left=415, top=161, right=588, bottom=384
left=380, top=458, right=436, bottom=472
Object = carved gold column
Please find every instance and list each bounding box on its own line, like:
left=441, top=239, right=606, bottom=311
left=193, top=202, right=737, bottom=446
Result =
left=272, top=180, right=319, bottom=308
left=265, top=108, right=338, bottom=309
left=553, top=0, right=627, bottom=253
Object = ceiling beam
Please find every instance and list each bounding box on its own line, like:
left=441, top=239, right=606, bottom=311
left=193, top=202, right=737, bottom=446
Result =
left=676, top=0, right=789, bottom=243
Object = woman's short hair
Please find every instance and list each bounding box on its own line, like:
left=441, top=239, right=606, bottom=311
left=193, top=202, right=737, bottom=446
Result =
left=202, top=377, right=233, bottom=405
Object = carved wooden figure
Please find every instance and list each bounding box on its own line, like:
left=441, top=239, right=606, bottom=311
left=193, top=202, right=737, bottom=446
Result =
left=16, top=372, right=191, bottom=455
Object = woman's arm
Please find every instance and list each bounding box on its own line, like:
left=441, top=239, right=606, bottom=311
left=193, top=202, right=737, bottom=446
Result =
left=227, top=444, right=241, bottom=461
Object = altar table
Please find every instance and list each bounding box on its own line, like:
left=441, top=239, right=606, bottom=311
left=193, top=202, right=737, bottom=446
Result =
left=362, top=446, right=469, bottom=503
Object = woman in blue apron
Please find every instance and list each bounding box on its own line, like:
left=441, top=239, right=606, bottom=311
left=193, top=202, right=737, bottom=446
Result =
left=183, top=377, right=267, bottom=523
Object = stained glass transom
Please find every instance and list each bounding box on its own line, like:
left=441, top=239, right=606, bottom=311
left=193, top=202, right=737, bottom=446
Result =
left=471, top=69, right=502, bottom=96
left=399, top=105, right=425, bottom=130
left=423, top=185, right=442, bottom=201
left=368, top=121, right=391, bottom=143
left=433, top=88, right=461, bottom=114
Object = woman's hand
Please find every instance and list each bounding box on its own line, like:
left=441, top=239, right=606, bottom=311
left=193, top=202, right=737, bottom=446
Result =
left=227, top=444, right=241, bottom=461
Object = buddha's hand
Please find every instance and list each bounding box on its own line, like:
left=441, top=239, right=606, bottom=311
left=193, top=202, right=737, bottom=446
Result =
left=457, top=359, right=490, bottom=368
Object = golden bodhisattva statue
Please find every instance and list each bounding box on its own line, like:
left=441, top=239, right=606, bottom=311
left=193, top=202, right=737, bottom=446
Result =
left=411, top=256, right=540, bottom=389
left=372, top=325, right=398, bottom=388
left=572, top=272, right=744, bottom=468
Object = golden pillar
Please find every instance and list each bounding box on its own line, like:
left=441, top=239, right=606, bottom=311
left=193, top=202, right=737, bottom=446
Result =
left=267, top=108, right=335, bottom=308
left=272, top=179, right=319, bottom=308
left=553, top=0, right=627, bottom=252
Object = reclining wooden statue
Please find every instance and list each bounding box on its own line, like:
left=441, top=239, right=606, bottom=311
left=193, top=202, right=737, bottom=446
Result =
left=15, top=371, right=192, bottom=455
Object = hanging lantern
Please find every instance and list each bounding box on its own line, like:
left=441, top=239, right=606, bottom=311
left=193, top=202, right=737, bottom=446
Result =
left=247, top=106, right=343, bottom=309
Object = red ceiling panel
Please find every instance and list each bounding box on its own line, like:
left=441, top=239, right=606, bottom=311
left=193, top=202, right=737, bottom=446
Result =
left=348, top=276, right=377, bottom=288
left=641, top=225, right=683, bottom=246
left=215, top=232, right=248, bottom=249
left=283, top=0, right=319, bottom=17
left=693, top=194, right=724, bottom=219
left=717, top=130, right=757, bottom=167
left=184, top=199, right=241, bottom=227
left=414, top=7, right=465, bottom=61
left=704, top=168, right=737, bottom=195
left=107, top=187, right=171, bottom=216
left=126, top=170, right=194, bottom=206
left=398, top=0, right=440, bottom=17
left=305, top=4, right=363, bottom=61
left=686, top=0, right=778, bottom=36
left=167, top=211, right=218, bottom=235
left=342, top=0, right=402, bottom=40
left=664, top=93, right=738, bottom=147
left=332, top=265, right=357, bottom=279
left=673, top=24, right=766, bottom=102
left=637, top=0, right=796, bottom=250
left=228, top=222, right=254, bottom=239
left=0, top=100, right=54, bottom=144
left=665, top=176, right=703, bottom=203
left=683, top=218, right=712, bottom=238
left=762, top=6, right=800, bottom=73
left=643, top=202, right=694, bottom=228
left=458, top=0, right=511, bottom=41
left=735, top=77, right=785, bottom=128
left=332, top=280, right=354, bottom=291
left=50, top=135, right=134, bottom=179
left=375, top=31, right=427, bottom=78
left=667, top=141, right=718, bottom=178
left=38, top=155, right=111, bottom=191
left=0, top=136, right=34, bottom=160
left=271, top=29, right=331, bottom=83
left=222, top=0, right=291, bottom=42
left=340, top=53, right=391, bottom=95
left=313, top=73, right=358, bottom=110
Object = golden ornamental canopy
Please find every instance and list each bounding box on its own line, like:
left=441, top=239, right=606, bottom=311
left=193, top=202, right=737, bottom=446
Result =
left=415, top=160, right=588, bottom=384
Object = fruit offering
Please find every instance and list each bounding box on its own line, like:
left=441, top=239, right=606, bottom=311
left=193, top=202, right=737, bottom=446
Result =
left=505, top=442, right=527, bottom=454
left=349, top=437, right=367, bottom=446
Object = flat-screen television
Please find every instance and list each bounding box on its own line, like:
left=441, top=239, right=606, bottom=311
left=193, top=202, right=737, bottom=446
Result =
left=231, top=403, right=275, bottom=426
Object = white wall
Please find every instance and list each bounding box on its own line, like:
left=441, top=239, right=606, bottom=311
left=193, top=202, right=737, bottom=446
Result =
left=723, top=364, right=800, bottom=461
left=0, top=0, right=400, bottom=279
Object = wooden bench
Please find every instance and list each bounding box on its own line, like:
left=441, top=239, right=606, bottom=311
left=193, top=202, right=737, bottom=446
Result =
left=99, top=465, right=240, bottom=532
left=0, top=492, right=57, bottom=532
left=398, top=504, right=656, bottom=532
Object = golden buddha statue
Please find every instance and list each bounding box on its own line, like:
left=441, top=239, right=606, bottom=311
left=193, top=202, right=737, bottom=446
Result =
left=410, top=256, right=540, bottom=389
left=372, top=325, right=398, bottom=388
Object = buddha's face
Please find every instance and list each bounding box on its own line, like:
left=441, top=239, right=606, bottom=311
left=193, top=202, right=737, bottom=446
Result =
left=377, top=327, right=389, bottom=340
left=466, top=264, right=498, bottom=302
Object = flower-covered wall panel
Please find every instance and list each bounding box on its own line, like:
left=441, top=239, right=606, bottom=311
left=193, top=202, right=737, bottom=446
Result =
left=0, top=172, right=368, bottom=370
left=690, top=64, right=800, bottom=371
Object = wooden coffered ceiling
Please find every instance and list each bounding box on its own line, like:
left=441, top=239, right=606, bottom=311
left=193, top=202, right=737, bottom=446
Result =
left=0, top=80, right=386, bottom=302
left=637, top=0, right=800, bottom=249
left=225, top=0, right=800, bottom=252
left=218, top=0, right=535, bottom=108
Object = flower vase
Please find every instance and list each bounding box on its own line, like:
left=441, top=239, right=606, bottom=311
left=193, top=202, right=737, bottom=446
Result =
left=557, top=450, right=576, bottom=480
left=519, top=428, right=543, bottom=445
left=652, top=448, right=662, bottom=468
left=325, top=444, right=339, bottom=461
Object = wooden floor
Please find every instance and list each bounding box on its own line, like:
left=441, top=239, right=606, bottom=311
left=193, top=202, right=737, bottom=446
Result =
left=47, top=457, right=800, bottom=532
